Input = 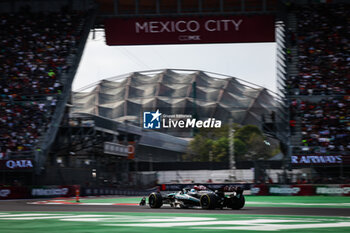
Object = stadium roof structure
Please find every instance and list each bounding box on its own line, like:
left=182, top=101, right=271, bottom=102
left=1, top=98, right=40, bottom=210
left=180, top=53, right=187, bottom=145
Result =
left=72, top=69, right=276, bottom=130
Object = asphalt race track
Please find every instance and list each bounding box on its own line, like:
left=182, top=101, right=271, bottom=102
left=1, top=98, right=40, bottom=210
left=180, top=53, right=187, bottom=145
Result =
left=0, top=199, right=349, bottom=217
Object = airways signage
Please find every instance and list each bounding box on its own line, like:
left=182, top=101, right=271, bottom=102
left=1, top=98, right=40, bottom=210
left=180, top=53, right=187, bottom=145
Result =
left=105, top=15, right=275, bottom=45
left=291, top=155, right=349, bottom=165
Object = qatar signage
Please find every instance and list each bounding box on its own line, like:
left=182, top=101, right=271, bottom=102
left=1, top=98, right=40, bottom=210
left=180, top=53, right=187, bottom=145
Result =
left=0, top=159, right=34, bottom=170
left=291, top=155, right=343, bottom=164
left=105, top=15, right=275, bottom=45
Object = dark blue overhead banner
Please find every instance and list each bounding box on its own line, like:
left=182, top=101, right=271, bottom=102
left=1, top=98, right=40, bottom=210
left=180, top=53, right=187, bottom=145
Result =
left=105, top=15, right=275, bottom=45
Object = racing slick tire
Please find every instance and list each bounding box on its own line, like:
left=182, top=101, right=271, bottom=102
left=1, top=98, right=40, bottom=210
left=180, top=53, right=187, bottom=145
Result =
left=228, top=195, right=245, bottom=210
left=148, top=192, right=163, bottom=208
left=200, top=193, right=217, bottom=209
left=179, top=203, right=189, bottom=209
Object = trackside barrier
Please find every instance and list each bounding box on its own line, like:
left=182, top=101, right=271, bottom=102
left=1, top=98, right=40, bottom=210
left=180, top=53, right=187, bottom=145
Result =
left=157, top=183, right=252, bottom=192
left=0, top=187, right=28, bottom=199
left=2, top=184, right=350, bottom=199
left=0, top=186, right=158, bottom=199
left=0, top=185, right=79, bottom=200
left=81, top=187, right=158, bottom=197
left=251, top=184, right=350, bottom=196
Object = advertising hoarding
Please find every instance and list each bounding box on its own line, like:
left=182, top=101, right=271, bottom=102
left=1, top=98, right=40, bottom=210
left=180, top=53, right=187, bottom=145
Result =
left=291, top=155, right=350, bottom=165
left=0, top=159, right=34, bottom=170
left=105, top=15, right=275, bottom=45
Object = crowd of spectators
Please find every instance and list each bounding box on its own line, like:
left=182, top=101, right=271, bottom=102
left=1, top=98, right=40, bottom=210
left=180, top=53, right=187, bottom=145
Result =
left=0, top=8, right=86, bottom=158
left=286, top=3, right=350, bottom=154
left=286, top=4, right=350, bottom=96
left=290, top=97, right=350, bottom=154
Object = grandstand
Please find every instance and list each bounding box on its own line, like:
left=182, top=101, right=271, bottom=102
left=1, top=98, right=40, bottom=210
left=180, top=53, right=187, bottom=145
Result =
left=0, top=1, right=95, bottom=185
left=283, top=1, right=350, bottom=182
left=0, top=0, right=348, bottom=188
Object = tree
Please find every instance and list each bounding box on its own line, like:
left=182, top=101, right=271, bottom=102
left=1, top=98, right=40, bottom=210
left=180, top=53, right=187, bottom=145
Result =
left=184, top=134, right=213, bottom=161
left=184, top=124, right=278, bottom=162
left=246, top=132, right=270, bottom=160
left=233, top=138, right=247, bottom=160
left=211, top=137, right=228, bottom=162
left=235, top=125, right=262, bottom=142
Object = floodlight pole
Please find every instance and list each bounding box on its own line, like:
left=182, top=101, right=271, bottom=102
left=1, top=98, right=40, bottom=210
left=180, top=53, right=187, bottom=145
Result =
left=229, top=118, right=236, bottom=181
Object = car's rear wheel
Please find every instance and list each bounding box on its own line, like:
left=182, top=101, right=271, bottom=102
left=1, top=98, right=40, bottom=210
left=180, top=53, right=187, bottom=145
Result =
left=200, top=193, right=217, bottom=209
left=148, top=192, right=163, bottom=208
left=229, top=195, right=245, bottom=210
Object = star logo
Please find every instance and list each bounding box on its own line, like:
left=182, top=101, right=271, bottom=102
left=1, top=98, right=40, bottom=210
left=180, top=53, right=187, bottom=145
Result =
left=143, top=110, right=162, bottom=129
left=150, top=109, right=161, bottom=122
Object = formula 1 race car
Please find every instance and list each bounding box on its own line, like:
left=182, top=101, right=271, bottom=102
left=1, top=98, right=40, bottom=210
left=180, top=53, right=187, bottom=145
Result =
left=140, top=185, right=245, bottom=210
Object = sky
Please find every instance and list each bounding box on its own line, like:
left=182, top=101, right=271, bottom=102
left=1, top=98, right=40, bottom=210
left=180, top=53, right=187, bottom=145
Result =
left=73, top=31, right=277, bottom=93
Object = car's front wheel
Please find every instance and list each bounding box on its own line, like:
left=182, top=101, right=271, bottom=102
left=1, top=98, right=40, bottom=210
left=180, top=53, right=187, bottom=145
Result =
left=148, top=192, right=163, bottom=208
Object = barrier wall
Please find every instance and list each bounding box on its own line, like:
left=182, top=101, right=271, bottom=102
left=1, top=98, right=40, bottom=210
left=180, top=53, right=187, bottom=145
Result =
left=158, top=183, right=251, bottom=192
left=251, top=184, right=350, bottom=196
left=0, top=185, right=158, bottom=199
left=1, top=184, right=350, bottom=199
left=81, top=187, right=157, bottom=196
left=0, top=185, right=78, bottom=200
left=159, top=183, right=350, bottom=196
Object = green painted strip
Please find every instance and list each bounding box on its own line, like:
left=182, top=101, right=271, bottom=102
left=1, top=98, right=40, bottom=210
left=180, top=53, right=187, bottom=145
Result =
left=70, top=197, right=142, bottom=204
left=65, top=195, right=350, bottom=208
left=0, top=212, right=349, bottom=233
left=246, top=196, right=350, bottom=204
